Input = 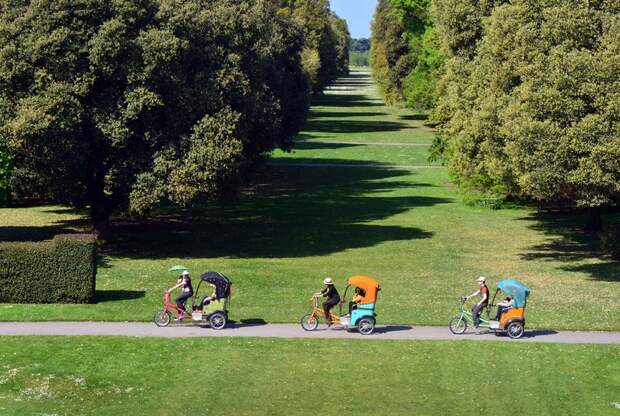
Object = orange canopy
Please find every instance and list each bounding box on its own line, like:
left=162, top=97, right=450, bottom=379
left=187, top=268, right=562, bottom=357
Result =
left=348, top=275, right=380, bottom=304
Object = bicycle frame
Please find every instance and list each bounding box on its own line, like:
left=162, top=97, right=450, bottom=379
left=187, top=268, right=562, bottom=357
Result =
left=455, top=299, right=492, bottom=327
left=309, top=295, right=340, bottom=324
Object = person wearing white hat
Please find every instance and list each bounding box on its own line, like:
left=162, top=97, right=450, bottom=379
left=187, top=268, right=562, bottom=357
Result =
left=466, top=276, right=489, bottom=327
left=315, top=277, right=341, bottom=326
left=168, top=270, right=194, bottom=320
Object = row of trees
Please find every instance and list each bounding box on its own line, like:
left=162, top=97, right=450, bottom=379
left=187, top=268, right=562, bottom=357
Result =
left=350, top=38, right=370, bottom=66
left=278, top=0, right=350, bottom=94
left=0, top=0, right=349, bottom=236
left=370, top=0, right=441, bottom=109
left=372, top=0, right=620, bottom=230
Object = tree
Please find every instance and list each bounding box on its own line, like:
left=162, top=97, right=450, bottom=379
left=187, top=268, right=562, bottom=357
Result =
left=0, top=0, right=309, bottom=237
left=0, top=144, right=10, bottom=205
left=432, top=0, right=620, bottom=229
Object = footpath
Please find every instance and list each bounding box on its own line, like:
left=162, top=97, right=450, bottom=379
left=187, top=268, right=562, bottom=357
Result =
left=0, top=322, right=619, bottom=344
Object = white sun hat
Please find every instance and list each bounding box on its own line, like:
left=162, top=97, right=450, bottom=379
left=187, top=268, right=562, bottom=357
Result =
left=323, top=277, right=334, bottom=285
left=476, top=276, right=486, bottom=282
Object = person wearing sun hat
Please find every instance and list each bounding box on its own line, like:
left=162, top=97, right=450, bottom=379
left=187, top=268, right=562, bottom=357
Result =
left=466, top=276, right=489, bottom=327
left=315, top=277, right=341, bottom=326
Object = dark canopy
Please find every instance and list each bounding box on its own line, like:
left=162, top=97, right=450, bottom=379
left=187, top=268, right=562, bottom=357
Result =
left=201, top=272, right=232, bottom=300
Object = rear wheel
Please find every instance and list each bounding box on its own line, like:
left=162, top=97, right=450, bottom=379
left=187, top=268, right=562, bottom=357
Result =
left=209, top=312, right=227, bottom=330
left=300, top=313, right=319, bottom=331
left=506, top=321, right=524, bottom=339
left=449, top=315, right=467, bottom=334
left=154, top=310, right=171, bottom=327
left=358, top=317, right=375, bottom=335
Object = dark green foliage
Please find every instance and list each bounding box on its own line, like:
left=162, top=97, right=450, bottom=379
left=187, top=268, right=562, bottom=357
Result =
left=0, top=234, right=96, bottom=303
left=433, top=0, right=620, bottom=218
left=0, top=0, right=310, bottom=235
left=0, top=144, right=10, bottom=205
left=350, top=38, right=371, bottom=53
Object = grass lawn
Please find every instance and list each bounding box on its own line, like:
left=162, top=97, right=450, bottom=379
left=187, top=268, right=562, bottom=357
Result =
left=0, top=337, right=618, bottom=415
left=0, top=70, right=618, bottom=330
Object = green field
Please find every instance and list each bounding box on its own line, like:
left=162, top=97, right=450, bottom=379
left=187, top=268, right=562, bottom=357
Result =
left=0, top=71, right=618, bottom=330
left=0, top=337, right=618, bottom=416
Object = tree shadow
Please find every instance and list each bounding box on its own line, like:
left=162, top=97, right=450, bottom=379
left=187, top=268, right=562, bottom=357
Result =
left=313, top=94, right=383, bottom=108
left=309, top=111, right=386, bottom=118
left=95, top=290, right=145, bottom=303
left=518, top=212, right=620, bottom=282
left=107, top=159, right=450, bottom=260
left=303, top=119, right=407, bottom=134
left=0, top=218, right=89, bottom=242
left=400, top=114, right=428, bottom=121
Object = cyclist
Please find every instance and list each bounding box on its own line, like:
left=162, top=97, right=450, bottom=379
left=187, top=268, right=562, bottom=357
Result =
left=315, top=277, right=340, bottom=326
left=168, top=270, right=194, bottom=320
left=466, top=276, right=489, bottom=327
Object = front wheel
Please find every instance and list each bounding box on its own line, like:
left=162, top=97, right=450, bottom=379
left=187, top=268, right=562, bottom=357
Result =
left=449, top=315, right=467, bottom=334
left=358, top=317, right=375, bottom=335
left=154, top=310, right=171, bottom=327
left=506, top=321, right=524, bottom=339
left=208, top=312, right=227, bottom=330
left=300, top=313, right=319, bottom=331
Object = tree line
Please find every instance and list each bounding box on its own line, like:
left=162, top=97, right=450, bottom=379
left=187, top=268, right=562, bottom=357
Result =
left=371, top=0, right=620, bottom=232
left=0, top=0, right=349, bottom=236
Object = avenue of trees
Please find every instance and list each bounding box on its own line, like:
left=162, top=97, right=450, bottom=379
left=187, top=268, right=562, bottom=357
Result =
left=372, top=0, right=620, bottom=230
left=0, top=0, right=349, bottom=236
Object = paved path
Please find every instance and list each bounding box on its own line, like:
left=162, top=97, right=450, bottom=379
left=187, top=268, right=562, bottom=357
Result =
left=0, top=322, right=618, bottom=344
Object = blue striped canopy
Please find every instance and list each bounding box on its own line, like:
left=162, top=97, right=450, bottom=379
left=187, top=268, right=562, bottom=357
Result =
left=497, top=279, right=530, bottom=308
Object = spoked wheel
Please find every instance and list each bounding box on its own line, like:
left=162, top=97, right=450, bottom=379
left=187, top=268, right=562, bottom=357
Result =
left=300, top=313, right=319, bottom=331
left=449, top=315, right=467, bottom=334
left=357, top=317, right=376, bottom=335
left=208, top=312, right=227, bottom=330
left=154, top=310, right=171, bottom=327
left=506, top=321, right=525, bottom=339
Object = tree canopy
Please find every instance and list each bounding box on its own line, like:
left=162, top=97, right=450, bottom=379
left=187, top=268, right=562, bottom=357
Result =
left=0, top=0, right=314, bottom=234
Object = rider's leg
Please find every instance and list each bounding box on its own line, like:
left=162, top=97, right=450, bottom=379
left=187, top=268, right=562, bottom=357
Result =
left=472, top=303, right=482, bottom=326
left=176, top=292, right=192, bottom=315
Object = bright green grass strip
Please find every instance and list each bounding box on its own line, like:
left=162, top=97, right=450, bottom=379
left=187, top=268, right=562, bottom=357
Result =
left=0, top=337, right=618, bottom=415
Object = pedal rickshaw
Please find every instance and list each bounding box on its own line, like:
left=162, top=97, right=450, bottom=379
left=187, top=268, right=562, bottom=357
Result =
left=301, top=275, right=380, bottom=335
left=154, top=266, right=232, bottom=329
left=449, top=279, right=530, bottom=339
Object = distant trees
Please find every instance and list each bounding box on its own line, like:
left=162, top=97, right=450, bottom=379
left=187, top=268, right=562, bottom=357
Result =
left=279, top=0, right=350, bottom=94
left=0, top=146, right=10, bottom=205
left=433, top=0, right=620, bottom=228
left=350, top=38, right=370, bottom=67
left=370, top=0, right=441, bottom=109
left=0, top=0, right=313, bottom=236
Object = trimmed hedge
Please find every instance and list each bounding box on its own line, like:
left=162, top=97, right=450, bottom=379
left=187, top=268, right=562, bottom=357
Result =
left=0, top=234, right=96, bottom=303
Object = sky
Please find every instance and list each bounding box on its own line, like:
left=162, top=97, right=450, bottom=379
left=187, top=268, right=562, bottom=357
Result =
left=329, top=0, right=377, bottom=39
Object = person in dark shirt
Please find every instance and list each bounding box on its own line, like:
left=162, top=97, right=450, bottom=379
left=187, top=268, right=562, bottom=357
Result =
left=316, top=277, right=340, bottom=326
left=466, top=276, right=489, bottom=327
left=168, top=270, right=194, bottom=320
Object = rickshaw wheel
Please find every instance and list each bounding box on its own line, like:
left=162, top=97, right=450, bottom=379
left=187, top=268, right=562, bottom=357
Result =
left=358, top=317, right=375, bottom=335
left=449, top=316, right=467, bottom=334
left=209, top=312, right=227, bottom=330
left=154, top=310, right=171, bottom=327
left=506, top=321, right=524, bottom=339
left=300, top=314, right=319, bottom=331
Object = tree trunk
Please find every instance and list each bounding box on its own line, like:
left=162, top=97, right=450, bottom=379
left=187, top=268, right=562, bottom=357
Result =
left=90, top=203, right=112, bottom=241
left=585, top=206, right=603, bottom=233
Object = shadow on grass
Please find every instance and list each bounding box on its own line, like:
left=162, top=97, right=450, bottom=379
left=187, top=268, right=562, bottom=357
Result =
left=107, top=160, right=449, bottom=260
left=313, top=94, right=383, bottom=108
left=302, top=119, right=407, bottom=134
left=96, top=290, right=145, bottom=303
left=519, top=212, right=620, bottom=282
left=0, top=219, right=88, bottom=242
left=400, top=114, right=428, bottom=121
left=309, top=111, right=386, bottom=118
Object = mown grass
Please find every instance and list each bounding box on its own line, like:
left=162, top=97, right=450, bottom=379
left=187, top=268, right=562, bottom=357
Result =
left=0, top=70, right=618, bottom=330
left=0, top=336, right=618, bottom=416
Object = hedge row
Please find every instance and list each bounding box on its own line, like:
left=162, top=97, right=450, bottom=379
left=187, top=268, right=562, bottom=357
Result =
left=0, top=234, right=96, bottom=303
